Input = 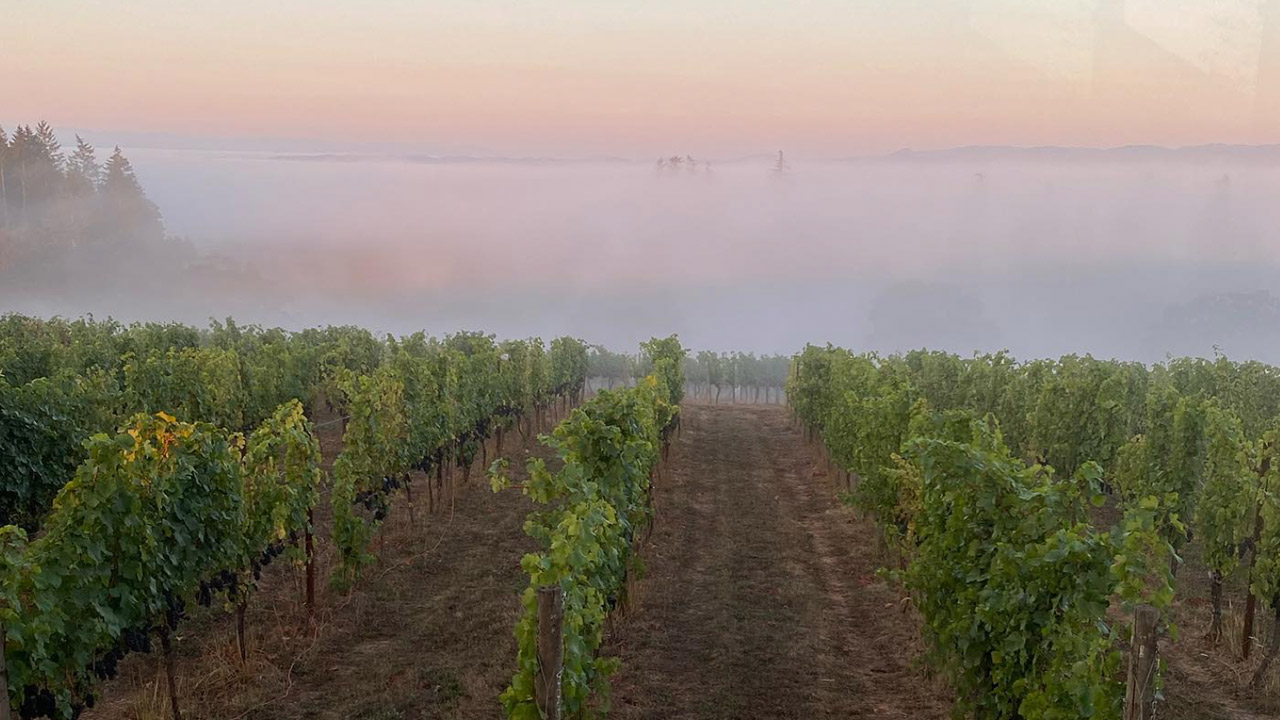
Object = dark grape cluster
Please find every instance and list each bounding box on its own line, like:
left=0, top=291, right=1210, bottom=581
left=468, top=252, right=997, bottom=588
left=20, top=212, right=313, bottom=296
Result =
left=91, top=646, right=122, bottom=680
left=19, top=686, right=58, bottom=719
left=122, top=625, right=153, bottom=653
left=164, top=594, right=186, bottom=630
left=379, top=475, right=403, bottom=494
left=62, top=624, right=157, bottom=718
left=197, top=568, right=240, bottom=607
left=352, top=479, right=398, bottom=522
left=261, top=540, right=285, bottom=565
left=254, top=540, right=286, bottom=579
left=1239, top=536, right=1257, bottom=559
left=21, top=674, right=97, bottom=717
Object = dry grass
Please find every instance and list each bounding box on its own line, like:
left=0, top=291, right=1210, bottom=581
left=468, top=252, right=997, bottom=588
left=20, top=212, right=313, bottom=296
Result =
left=84, top=407, right=571, bottom=720
left=1088, top=502, right=1280, bottom=719
left=70, top=401, right=1280, bottom=719
left=604, top=404, right=951, bottom=719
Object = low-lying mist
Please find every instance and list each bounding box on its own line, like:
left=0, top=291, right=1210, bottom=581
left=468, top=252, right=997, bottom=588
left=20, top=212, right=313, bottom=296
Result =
left=8, top=146, right=1280, bottom=361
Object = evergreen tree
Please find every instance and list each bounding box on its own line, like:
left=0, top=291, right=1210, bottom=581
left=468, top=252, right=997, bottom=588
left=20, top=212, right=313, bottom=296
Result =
left=3, top=123, right=66, bottom=216
left=30, top=122, right=66, bottom=207
left=65, top=136, right=101, bottom=197
left=9, top=125, right=36, bottom=216
left=34, top=121, right=64, bottom=174
left=0, top=125, right=9, bottom=228
left=60, top=136, right=105, bottom=249
left=101, top=146, right=163, bottom=241
left=0, top=123, right=174, bottom=289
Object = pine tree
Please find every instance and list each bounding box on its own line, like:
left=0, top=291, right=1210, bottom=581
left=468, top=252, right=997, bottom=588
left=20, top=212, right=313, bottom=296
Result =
left=0, top=124, right=175, bottom=285
left=9, top=125, right=35, bottom=217
left=33, top=121, right=64, bottom=174
left=4, top=123, right=71, bottom=215
left=0, top=125, right=9, bottom=228
left=31, top=121, right=66, bottom=205
left=102, top=146, right=147, bottom=204
left=59, top=135, right=104, bottom=250
left=66, top=135, right=101, bottom=196
left=101, top=146, right=163, bottom=242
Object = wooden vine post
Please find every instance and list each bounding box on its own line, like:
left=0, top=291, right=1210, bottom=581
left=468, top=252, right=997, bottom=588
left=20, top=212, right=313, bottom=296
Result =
left=236, top=599, right=248, bottom=664
left=535, top=586, right=564, bottom=720
left=1243, top=454, right=1271, bottom=659
left=404, top=474, right=416, bottom=527
left=0, top=613, right=11, bottom=720
left=304, top=508, right=316, bottom=615
left=431, top=461, right=441, bottom=513
left=158, top=624, right=183, bottom=720
left=1252, top=602, right=1280, bottom=689
left=1124, top=605, right=1158, bottom=720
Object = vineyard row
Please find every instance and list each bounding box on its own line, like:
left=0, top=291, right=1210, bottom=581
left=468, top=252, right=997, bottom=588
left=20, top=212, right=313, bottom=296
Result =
left=788, top=346, right=1280, bottom=718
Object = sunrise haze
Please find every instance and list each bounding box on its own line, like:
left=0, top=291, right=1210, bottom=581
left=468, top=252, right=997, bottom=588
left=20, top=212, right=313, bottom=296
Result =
left=9, top=1, right=1280, bottom=156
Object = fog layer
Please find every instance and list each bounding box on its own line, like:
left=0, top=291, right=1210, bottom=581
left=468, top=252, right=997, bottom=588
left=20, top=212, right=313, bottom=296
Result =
left=8, top=147, right=1280, bottom=361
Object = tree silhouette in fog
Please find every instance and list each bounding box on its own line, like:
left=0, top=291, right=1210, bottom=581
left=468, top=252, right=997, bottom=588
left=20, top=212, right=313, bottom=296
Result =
left=0, top=122, right=170, bottom=281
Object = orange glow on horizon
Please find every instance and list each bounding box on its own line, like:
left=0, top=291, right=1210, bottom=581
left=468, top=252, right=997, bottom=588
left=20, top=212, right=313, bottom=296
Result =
left=6, top=2, right=1280, bottom=155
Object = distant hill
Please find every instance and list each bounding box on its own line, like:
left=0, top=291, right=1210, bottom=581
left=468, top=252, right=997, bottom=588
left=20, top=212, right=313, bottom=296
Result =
left=269, top=144, right=1280, bottom=166
left=264, top=152, right=635, bottom=165
left=848, top=144, right=1280, bottom=165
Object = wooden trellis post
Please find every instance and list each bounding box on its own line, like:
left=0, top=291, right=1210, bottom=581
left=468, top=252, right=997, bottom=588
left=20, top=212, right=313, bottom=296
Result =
left=1124, top=605, right=1158, bottom=720
left=535, top=586, right=564, bottom=720
left=304, top=508, right=316, bottom=615
left=0, top=614, right=11, bottom=720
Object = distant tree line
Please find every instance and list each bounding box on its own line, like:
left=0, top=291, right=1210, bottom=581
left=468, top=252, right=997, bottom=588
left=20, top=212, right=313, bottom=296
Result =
left=655, top=154, right=711, bottom=174
left=586, top=345, right=789, bottom=404
left=0, top=121, right=178, bottom=283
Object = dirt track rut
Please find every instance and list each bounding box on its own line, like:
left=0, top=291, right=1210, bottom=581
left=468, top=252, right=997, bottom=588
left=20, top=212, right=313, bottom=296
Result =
left=606, top=403, right=951, bottom=719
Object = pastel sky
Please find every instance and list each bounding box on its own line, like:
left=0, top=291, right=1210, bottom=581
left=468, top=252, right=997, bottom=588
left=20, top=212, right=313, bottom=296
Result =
left=7, top=0, right=1280, bottom=156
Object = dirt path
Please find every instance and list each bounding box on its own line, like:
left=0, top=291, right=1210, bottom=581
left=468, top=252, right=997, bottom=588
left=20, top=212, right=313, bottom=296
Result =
left=86, top=423, right=554, bottom=720
left=270, top=440, right=540, bottom=720
left=82, top=400, right=1275, bottom=720
left=605, top=403, right=951, bottom=720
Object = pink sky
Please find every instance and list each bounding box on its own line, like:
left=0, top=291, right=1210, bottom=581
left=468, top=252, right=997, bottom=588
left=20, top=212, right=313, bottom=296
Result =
left=6, top=1, right=1280, bottom=156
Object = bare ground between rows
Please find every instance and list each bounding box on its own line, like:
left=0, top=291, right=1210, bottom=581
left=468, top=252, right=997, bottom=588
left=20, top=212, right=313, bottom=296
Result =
left=604, top=403, right=952, bottom=720
left=84, top=414, right=562, bottom=720
left=1093, top=496, right=1280, bottom=719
